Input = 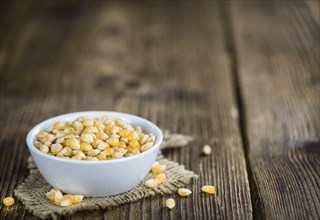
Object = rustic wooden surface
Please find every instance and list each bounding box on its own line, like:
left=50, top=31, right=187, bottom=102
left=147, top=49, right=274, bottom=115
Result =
left=0, top=1, right=319, bottom=220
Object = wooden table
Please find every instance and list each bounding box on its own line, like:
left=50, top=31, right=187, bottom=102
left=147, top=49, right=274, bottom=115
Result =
left=1, top=1, right=319, bottom=219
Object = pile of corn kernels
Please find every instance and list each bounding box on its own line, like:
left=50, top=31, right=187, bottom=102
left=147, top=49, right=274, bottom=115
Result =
left=34, top=116, right=156, bottom=160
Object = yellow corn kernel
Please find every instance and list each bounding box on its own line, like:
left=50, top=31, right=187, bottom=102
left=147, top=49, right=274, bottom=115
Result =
left=96, top=131, right=108, bottom=141
left=131, top=148, right=140, bottom=155
left=147, top=135, right=156, bottom=143
left=41, top=134, right=55, bottom=143
left=202, top=145, right=212, bottom=155
left=66, top=138, right=80, bottom=150
left=71, top=195, right=83, bottom=204
left=72, top=120, right=84, bottom=130
left=80, top=133, right=94, bottom=143
left=116, top=148, right=127, bottom=155
left=118, top=129, right=131, bottom=138
left=46, top=191, right=56, bottom=202
left=135, top=126, right=142, bottom=135
left=39, top=145, right=49, bottom=154
left=97, top=151, right=107, bottom=160
left=124, top=153, right=134, bottom=157
left=80, top=142, right=93, bottom=151
left=37, top=131, right=48, bottom=139
left=53, top=122, right=65, bottom=130
left=151, top=165, right=166, bottom=174
left=71, top=155, right=83, bottom=160
left=3, top=197, right=15, bottom=207
left=94, top=121, right=105, bottom=130
left=111, top=152, right=123, bottom=159
left=139, top=134, right=149, bottom=145
left=201, top=185, right=216, bottom=195
left=73, top=149, right=86, bottom=157
left=140, top=142, right=154, bottom=152
left=34, top=141, right=42, bottom=149
left=63, top=127, right=75, bottom=135
left=84, top=126, right=98, bottom=134
left=165, top=198, right=175, bottom=209
left=128, top=133, right=139, bottom=141
left=145, top=179, right=158, bottom=189
left=97, top=142, right=109, bottom=150
left=155, top=173, right=167, bottom=184
left=54, top=192, right=63, bottom=206
left=60, top=196, right=72, bottom=207
left=61, top=147, right=72, bottom=157
left=87, top=149, right=101, bottom=157
left=92, top=139, right=103, bottom=149
left=50, top=143, right=63, bottom=155
left=119, top=141, right=127, bottom=149
left=104, top=148, right=115, bottom=156
left=178, top=188, right=192, bottom=197
left=129, top=140, right=140, bottom=149
left=82, top=119, right=94, bottom=127
left=108, top=138, right=120, bottom=147
left=104, top=123, right=114, bottom=132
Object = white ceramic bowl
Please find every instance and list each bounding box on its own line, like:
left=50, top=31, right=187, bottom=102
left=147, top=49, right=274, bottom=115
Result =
left=26, top=111, right=163, bottom=197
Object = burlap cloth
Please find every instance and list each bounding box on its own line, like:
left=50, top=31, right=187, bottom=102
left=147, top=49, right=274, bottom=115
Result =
left=14, top=133, right=198, bottom=219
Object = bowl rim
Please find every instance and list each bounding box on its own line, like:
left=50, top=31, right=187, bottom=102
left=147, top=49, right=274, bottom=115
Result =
left=26, top=111, right=163, bottom=164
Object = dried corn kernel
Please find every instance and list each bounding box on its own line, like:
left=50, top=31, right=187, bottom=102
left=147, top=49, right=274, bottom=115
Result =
left=145, top=179, right=158, bottom=189
left=71, top=155, right=83, bottom=160
left=140, top=142, right=154, bottom=152
left=60, top=196, right=72, bottom=207
left=73, top=121, right=84, bottom=130
left=61, top=147, right=72, bottom=157
left=165, top=198, right=175, bottom=209
left=3, top=197, right=14, bottom=207
left=129, top=140, right=140, bottom=148
left=104, top=148, right=115, bottom=156
left=97, top=151, right=107, bottom=160
left=66, top=138, right=80, bottom=150
left=151, top=165, right=166, bottom=174
left=53, top=122, right=65, bottom=130
left=118, top=129, right=131, bottom=138
left=80, top=133, right=94, bottom=143
left=83, top=119, right=94, bottom=127
left=39, top=145, right=49, bottom=154
left=71, top=195, right=83, bottom=204
left=80, top=142, right=93, bottom=151
left=87, top=149, right=101, bottom=157
left=37, top=131, right=48, bottom=139
left=108, top=137, right=120, bottom=147
left=202, top=145, right=212, bottom=155
left=97, top=142, right=109, bottom=150
left=46, top=191, right=56, bottom=202
left=201, top=185, right=216, bottom=194
left=51, top=144, right=63, bottom=155
left=178, top=188, right=192, bottom=197
left=155, top=173, right=167, bottom=184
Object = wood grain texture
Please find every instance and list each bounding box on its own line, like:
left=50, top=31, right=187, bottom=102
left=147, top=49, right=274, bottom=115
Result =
left=0, top=1, right=252, bottom=219
left=230, top=1, right=320, bottom=219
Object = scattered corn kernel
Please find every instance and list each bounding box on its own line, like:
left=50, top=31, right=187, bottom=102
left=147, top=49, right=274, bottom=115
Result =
left=178, top=188, right=192, bottom=197
left=201, top=185, right=216, bottom=194
left=155, top=173, right=167, bottom=184
left=202, top=144, right=212, bottom=155
left=60, top=196, right=73, bottom=207
left=46, top=188, right=84, bottom=207
left=3, top=197, right=15, bottom=207
left=151, top=165, right=166, bottom=174
left=165, top=198, right=175, bottom=209
left=71, top=195, right=83, bottom=204
left=35, top=116, right=156, bottom=161
left=145, top=179, right=159, bottom=189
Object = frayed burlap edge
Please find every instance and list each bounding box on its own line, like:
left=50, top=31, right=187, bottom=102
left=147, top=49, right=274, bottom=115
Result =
left=14, top=133, right=197, bottom=219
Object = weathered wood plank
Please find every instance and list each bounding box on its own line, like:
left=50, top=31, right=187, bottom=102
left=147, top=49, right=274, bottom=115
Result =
left=230, top=1, right=320, bottom=219
left=0, top=1, right=253, bottom=219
